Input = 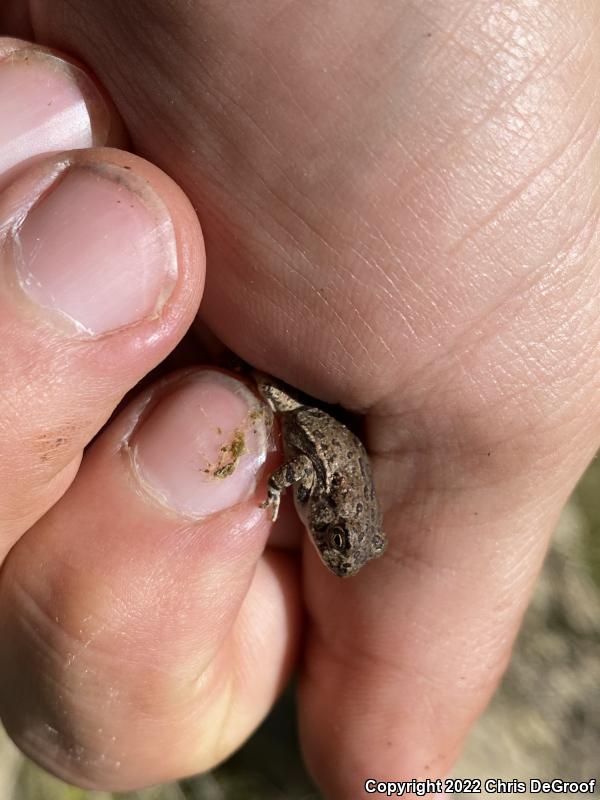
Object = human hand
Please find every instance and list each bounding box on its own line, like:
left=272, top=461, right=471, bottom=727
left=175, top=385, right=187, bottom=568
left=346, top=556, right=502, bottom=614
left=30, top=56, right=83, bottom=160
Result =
left=1, top=2, right=599, bottom=797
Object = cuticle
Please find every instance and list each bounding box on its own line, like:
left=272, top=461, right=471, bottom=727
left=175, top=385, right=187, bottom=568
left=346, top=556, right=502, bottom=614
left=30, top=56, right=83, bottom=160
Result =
left=119, top=368, right=271, bottom=520
left=122, top=368, right=267, bottom=454
left=7, top=161, right=73, bottom=237
left=120, top=370, right=214, bottom=465
left=7, top=160, right=171, bottom=238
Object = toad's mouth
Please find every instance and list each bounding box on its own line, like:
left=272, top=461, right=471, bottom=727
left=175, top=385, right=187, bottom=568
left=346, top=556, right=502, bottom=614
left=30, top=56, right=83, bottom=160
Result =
left=323, top=552, right=361, bottom=577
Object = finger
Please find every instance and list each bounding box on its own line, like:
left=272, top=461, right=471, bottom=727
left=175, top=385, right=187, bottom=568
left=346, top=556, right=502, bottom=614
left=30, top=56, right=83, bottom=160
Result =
left=31, top=2, right=600, bottom=796
left=0, top=38, right=126, bottom=187
left=0, top=369, right=300, bottom=791
left=0, top=147, right=203, bottom=555
left=294, top=6, right=600, bottom=799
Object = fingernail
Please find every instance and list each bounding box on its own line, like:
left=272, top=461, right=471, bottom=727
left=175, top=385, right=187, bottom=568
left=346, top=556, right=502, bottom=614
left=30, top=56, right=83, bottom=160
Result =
left=0, top=47, right=110, bottom=179
left=11, top=163, right=178, bottom=335
left=129, top=371, right=270, bottom=517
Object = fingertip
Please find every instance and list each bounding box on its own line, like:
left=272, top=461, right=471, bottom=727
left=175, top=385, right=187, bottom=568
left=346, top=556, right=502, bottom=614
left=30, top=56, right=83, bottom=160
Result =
left=0, top=145, right=205, bottom=550
left=1, top=145, right=205, bottom=348
left=0, top=38, right=127, bottom=187
left=128, top=369, right=266, bottom=519
left=0, top=368, right=301, bottom=790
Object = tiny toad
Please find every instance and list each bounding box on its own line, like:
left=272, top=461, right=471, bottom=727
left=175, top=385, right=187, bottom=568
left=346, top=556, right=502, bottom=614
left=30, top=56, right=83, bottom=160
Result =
left=255, top=372, right=386, bottom=577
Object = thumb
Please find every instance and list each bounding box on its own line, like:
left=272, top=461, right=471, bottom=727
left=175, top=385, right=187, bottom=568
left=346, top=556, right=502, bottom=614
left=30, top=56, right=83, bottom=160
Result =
left=0, top=369, right=301, bottom=790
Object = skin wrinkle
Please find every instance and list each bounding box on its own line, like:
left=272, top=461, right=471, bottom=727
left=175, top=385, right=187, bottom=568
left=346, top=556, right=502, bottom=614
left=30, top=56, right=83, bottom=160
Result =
left=9, top=577, right=233, bottom=748
left=263, top=4, right=387, bottom=127
left=0, top=458, right=80, bottom=534
left=0, top=370, right=82, bottom=477
left=193, top=66, right=403, bottom=353
left=305, top=603, right=510, bottom=702
left=323, top=23, right=415, bottom=143
left=235, top=199, right=373, bottom=371
left=21, top=727, right=120, bottom=790
left=178, top=14, right=334, bottom=176
left=43, top=0, right=592, bottom=212
left=401, top=3, right=486, bottom=115
left=254, top=47, right=324, bottom=147
left=71, top=1, right=592, bottom=396
left=480, top=20, right=549, bottom=79
left=389, top=468, right=561, bottom=546
left=384, top=469, right=563, bottom=566
left=9, top=536, right=225, bottom=683
left=0, top=643, right=106, bottom=759
left=1, top=476, right=274, bottom=776
left=382, top=536, right=460, bottom=580
left=470, top=1, right=561, bottom=63
left=449, top=276, right=588, bottom=404
left=254, top=249, right=351, bottom=365
left=370, top=10, right=587, bottom=218
left=447, top=104, right=600, bottom=260
left=473, top=254, right=600, bottom=394
left=185, top=123, right=375, bottom=366
left=512, top=287, right=600, bottom=388
left=492, top=81, right=593, bottom=175
left=354, top=220, right=432, bottom=332
left=1, top=1, right=596, bottom=792
left=209, top=76, right=293, bottom=168
left=369, top=381, right=594, bottom=514
left=235, top=163, right=409, bottom=354
left=533, top=115, right=600, bottom=220
left=237, top=180, right=410, bottom=377
left=78, top=9, right=412, bottom=308
left=371, top=163, right=600, bottom=415
left=304, top=595, right=536, bottom=725
left=7, top=576, right=127, bottom=683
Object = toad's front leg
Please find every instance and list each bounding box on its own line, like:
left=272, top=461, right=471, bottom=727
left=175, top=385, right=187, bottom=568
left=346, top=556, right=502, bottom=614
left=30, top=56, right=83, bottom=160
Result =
left=261, top=454, right=314, bottom=521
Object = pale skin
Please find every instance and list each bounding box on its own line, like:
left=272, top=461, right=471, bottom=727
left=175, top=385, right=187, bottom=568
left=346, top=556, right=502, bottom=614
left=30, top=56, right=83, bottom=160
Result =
left=0, top=2, right=599, bottom=798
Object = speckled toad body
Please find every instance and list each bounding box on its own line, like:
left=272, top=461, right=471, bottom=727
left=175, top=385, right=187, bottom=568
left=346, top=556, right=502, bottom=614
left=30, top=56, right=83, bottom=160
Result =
left=255, top=372, right=386, bottom=577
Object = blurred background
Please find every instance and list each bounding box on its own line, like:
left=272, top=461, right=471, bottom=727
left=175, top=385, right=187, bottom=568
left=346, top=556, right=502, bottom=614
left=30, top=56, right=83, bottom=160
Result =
left=1, top=458, right=598, bottom=800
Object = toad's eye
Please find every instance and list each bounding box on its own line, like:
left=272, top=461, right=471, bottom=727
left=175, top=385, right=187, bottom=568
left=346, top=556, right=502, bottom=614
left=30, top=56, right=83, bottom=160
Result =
left=328, top=526, right=347, bottom=551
